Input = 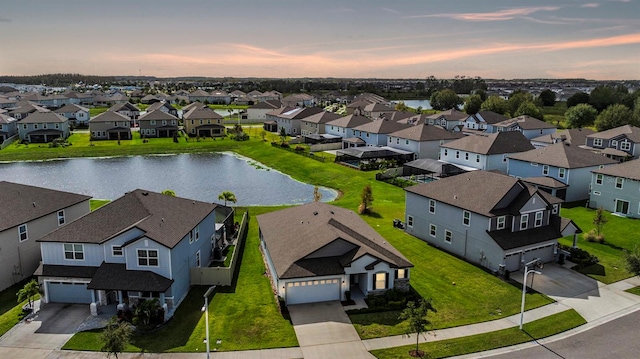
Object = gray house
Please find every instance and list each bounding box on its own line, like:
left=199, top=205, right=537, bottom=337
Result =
left=531, top=128, right=595, bottom=148
left=0, top=113, right=18, bottom=142
left=257, top=202, right=412, bottom=305
left=0, top=182, right=91, bottom=292
left=405, top=171, right=580, bottom=272
left=138, top=109, right=179, bottom=138
left=89, top=111, right=133, bottom=140
left=487, top=115, right=557, bottom=140
left=18, top=111, right=70, bottom=143
left=425, top=109, right=468, bottom=131
left=387, top=124, right=464, bottom=160
left=146, top=101, right=178, bottom=117
left=589, top=159, right=640, bottom=218
left=54, top=104, right=90, bottom=125
left=583, top=125, right=640, bottom=161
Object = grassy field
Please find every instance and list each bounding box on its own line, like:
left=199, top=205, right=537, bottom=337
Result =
left=371, top=309, right=586, bottom=359
left=559, top=206, right=638, bottom=284
left=0, top=281, right=37, bottom=337
left=543, top=102, right=567, bottom=129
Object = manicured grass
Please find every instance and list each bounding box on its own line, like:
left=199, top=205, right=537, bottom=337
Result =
left=625, top=286, right=640, bottom=296
left=371, top=309, right=586, bottom=359
left=90, top=199, right=110, bottom=211
left=89, top=107, right=109, bottom=117
left=559, top=206, right=637, bottom=283
left=0, top=281, right=37, bottom=337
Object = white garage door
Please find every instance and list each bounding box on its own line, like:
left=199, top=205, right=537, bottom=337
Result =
left=47, top=281, right=93, bottom=304
left=285, top=278, right=341, bottom=305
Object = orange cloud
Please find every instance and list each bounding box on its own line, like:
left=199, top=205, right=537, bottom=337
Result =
left=409, top=6, right=560, bottom=21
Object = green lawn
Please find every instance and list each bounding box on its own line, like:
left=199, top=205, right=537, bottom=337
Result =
left=626, top=286, right=640, bottom=296
left=90, top=199, right=110, bottom=211
left=559, top=206, right=638, bottom=283
left=89, top=107, right=109, bottom=117
left=0, top=281, right=37, bottom=337
left=371, top=309, right=586, bottom=359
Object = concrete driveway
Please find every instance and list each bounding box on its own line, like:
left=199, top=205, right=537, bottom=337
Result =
left=288, top=301, right=375, bottom=359
left=0, top=303, right=90, bottom=350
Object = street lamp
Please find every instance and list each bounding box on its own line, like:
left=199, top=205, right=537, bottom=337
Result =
left=202, top=286, right=216, bottom=359
left=519, top=258, right=543, bottom=330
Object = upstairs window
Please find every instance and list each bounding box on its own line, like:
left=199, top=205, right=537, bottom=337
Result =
left=593, top=138, right=603, bottom=147
left=137, top=249, right=159, bottom=266
left=429, top=199, right=436, bottom=214
left=112, top=246, right=123, bottom=256
left=463, top=211, right=471, bottom=226
left=64, top=243, right=84, bottom=260
left=616, top=177, right=624, bottom=189
left=18, top=224, right=28, bottom=242
left=542, top=165, right=549, bottom=176
left=497, top=216, right=506, bottom=230
left=595, top=174, right=603, bottom=185
left=620, top=141, right=631, bottom=151
left=535, top=211, right=543, bottom=227
left=57, top=210, right=65, bottom=226
left=520, top=214, right=529, bottom=230
left=558, top=168, right=566, bottom=179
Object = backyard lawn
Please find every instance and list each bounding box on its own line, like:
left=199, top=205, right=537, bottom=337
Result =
left=559, top=206, right=638, bottom=284
left=0, top=281, right=37, bottom=337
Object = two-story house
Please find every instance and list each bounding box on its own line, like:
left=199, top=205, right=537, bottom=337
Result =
left=0, top=113, right=18, bottom=143
left=300, top=111, right=342, bottom=136
left=188, top=89, right=214, bottom=104
left=109, top=102, right=141, bottom=126
left=258, top=202, right=413, bottom=305
left=270, top=107, right=324, bottom=136
left=425, top=109, right=468, bottom=131
left=530, top=128, right=595, bottom=148
left=439, top=131, right=534, bottom=173
left=53, top=104, right=90, bottom=126
left=589, top=159, right=640, bottom=218
left=182, top=106, right=225, bottom=138
left=387, top=124, right=464, bottom=160
left=138, top=109, right=179, bottom=138
left=17, top=111, right=70, bottom=143
left=146, top=101, right=179, bottom=118
left=325, top=113, right=372, bottom=148
left=459, top=111, right=508, bottom=132
left=0, top=182, right=90, bottom=292
left=405, top=171, right=580, bottom=272
left=583, top=125, right=640, bottom=161
left=246, top=100, right=282, bottom=122
left=35, top=189, right=233, bottom=318
left=350, top=118, right=411, bottom=147
left=89, top=111, right=133, bottom=140
left=507, top=143, right=618, bottom=202
left=488, top=115, right=557, bottom=140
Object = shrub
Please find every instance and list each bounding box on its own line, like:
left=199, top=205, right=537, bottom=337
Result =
left=568, top=247, right=600, bottom=269
left=294, top=145, right=305, bottom=152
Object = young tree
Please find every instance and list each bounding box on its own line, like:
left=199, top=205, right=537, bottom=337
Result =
left=260, top=129, right=267, bottom=141
left=17, top=279, right=40, bottom=310
left=594, top=104, right=634, bottom=131
left=279, top=127, right=287, bottom=144
left=398, top=299, right=436, bottom=358
left=358, top=184, right=374, bottom=214
left=565, top=103, right=598, bottom=128
left=593, top=207, right=608, bottom=237
left=395, top=101, right=410, bottom=112
left=313, top=186, right=322, bottom=202
left=101, top=316, right=133, bottom=358
left=218, top=191, right=237, bottom=206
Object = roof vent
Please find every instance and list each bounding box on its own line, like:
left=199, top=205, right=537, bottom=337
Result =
left=313, top=211, right=318, bottom=216
left=142, top=192, right=148, bottom=196
left=454, top=195, right=458, bottom=200
left=32, top=202, right=36, bottom=207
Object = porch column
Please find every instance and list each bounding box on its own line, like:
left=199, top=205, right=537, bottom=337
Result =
left=117, top=291, right=124, bottom=310
left=572, top=233, right=578, bottom=248
left=90, top=290, right=98, bottom=316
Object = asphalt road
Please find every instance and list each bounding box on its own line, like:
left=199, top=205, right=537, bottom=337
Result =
left=485, top=310, right=640, bottom=359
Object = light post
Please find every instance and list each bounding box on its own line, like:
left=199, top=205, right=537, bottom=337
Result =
left=202, top=286, right=216, bottom=359
left=519, top=258, right=543, bottom=330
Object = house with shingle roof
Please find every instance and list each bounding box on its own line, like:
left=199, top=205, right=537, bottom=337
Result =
left=188, top=89, right=214, bottom=104
left=508, top=142, right=618, bottom=202
left=108, top=102, right=140, bottom=124
left=268, top=107, right=323, bottom=136
left=488, top=115, right=557, bottom=140
left=387, top=124, right=464, bottom=160
left=531, top=128, right=595, bottom=148
left=36, top=189, right=233, bottom=317
left=257, top=202, right=413, bottom=305
left=325, top=114, right=372, bottom=147
left=247, top=100, right=282, bottom=122
left=0, top=182, right=91, bottom=292
left=89, top=111, right=132, bottom=140
left=300, top=110, right=342, bottom=136
left=6, top=101, right=49, bottom=120
left=460, top=111, right=509, bottom=132
left=426, top=109, right=468, bottom=131
left=440, top=131, right=534, bottom=173
left=18, top=111, right=70, bottom=143
left=182, top=106, right=225, bottom=138
left=281, top=93, right=315, bottom=108
left=138, top=109, right=179, bottom=138
left=0, top=113, right=18, bottom=142
left=350, top=118, right=412, bottom=147
left=405, top=171, right=580, bottom=273
left=583, top=125, right=640, bottom=161
left=210, top=90, right=231, bottom=105
left=146, top=101, right=178, bottom=117
left=589, top=159, right=640, bottom=218
left=53, top=103, right=90, bottom=125
left=362, top=102, right=393, bottom=118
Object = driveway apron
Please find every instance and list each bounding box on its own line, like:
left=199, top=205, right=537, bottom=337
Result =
left=288, top=301, right=375, bottom=359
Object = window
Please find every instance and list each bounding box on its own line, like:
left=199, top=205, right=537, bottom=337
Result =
left=407, top=215, right=414, bottom=228
left=405, top=139, right=409, bottom=145
left=535, top=211, right=543, bottom=227
left=150, top=120, right=156, bottom=125
left=444, top=149, right=448, bottom=157
left=542, top=165, right=549, bottom=176
left=429, top=224, right=437, bottom=237
left=558, top=168, right=566, bottom=179
left=18, top=224, right=28, bottom=242
left=552, top=204, right=559, bottom=214
left=456, top=151, right=460, bottom=159
left=444, top=230, right=452, bottom=243
left=476, top=154, right=480, bottom=163
left=593, top=191, right=601, bottom=196
left=64, top=243, right=84, bottom=260
left=194, top=226, right=200, bottom=241
left=497, top=216, right=506, bottom=230
left=593, top=138, right=603, bottom=147
left=621, top=141, right=631, bottom=151
left=196, top=250, right=201, bottom=267
left=397, top=268, right=408, bottom=279
left=112, top=246, right=123, bottom=256
left=595, top=174, right=603, bottom=185
left=137, top=249, right=158, bottom=266
left=465, top=152, right=469, bottom=161
left=57, top=210, right=65, bottom=226
left=616, top=177, right=624, bottom=189
left=463, top=211, right=470, bottom=226
left=503, top=154, right=508, bottom=163
left=429, top=199, right=436, bottom=214
left=374, top=272, right=387, bottom=290
left=520, top=214, right=529, bottom=230
left=611, top=140, right=618, bottom=147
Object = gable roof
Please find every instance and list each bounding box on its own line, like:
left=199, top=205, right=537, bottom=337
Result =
left=426, top=109, right=468, bottom=122
left=37, top=189, right=217, bottom=249
left=301, top=111, right=342, bottom=124
left=586, top=125, right=640, bottom=142
left=592, top=158, right=640, bottom=181
left=0, top=181, right=91, bottom=232
left=275, top=107, right=323, bottom=120
left=0, top=113, right=17, bottom=124
left=508, top=142, right=618, bottom=168
left=468, top=111, right=509, bottom=125
left=441, top=131, right=534, bottom=155
left=182, top=106, right=223, bottom=120
left=257, top=202, right=412, bottom=279
left=531, top=128, right=595, bottom=146
left=494, top=115, right=556, bottom=130
left=189, top=89, right=211, bottom=97
left=53, top=104, right=89, bottom=113
left=146, top=101, right=176, bottom=112
left=352, top=118, right=410, bottom=134
left=19, top=111, right=67, bottom=124
left=90, top=110, right=131, bottom=123
left=389, top=123, right=464, bottom=141
left=138, top=109, right=179, bottom=122
left=326, top=114, right=371, bottom=128
left=249, top=100, right=282, bottom=110
left=108, top=102, right=139, bottom=112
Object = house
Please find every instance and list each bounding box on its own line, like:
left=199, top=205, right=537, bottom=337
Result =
left=246, top=100, right=282, bottom=122
left=425, top=109, right=468, bottom=131
left=210, top=90, right=231, bottom=105
left=281, top=93, right=315, bottom=107
left=138, top=109, right=179, bottom=138
left=589, top=159, right=640, bottom=218
left=507, top=143, right=618, bottom=202
left=362, top=102, right=393, bottom=118
left=18, top=111, right=70, bottom=143
left=325, top=113, right=372, bottom=146
left=21, top=93, right=70, bottom=108
left=188, top=89, right=214, bottom=104
left=54, top=104, right=90, bottom=125
left=182, top=106, right=225, bottom=138
left=109, top=102, right=140, bottom=126
left=6, top=101, right=49, bottom=120
left=387, top=124, right=464, bottom=160
left=300, top=111, right=342, bottom=136
left=0, top=96, right=18, bottom=109
left=488, top=115, right=557, bottom=140
left=440, top=131, right=535, bottom=173
left=269, top=107, right=323, bottom=136
left=146, top=101, right=179, bottom=117
left=350, top=118, right=411, bottom=147
left=460, top=111, right=509, bottom=132
left=35, top=189, right=233, bottom=317
left=257, top=202, right=413, bottom=305
left=89, top=111, right=133, bottom=140
left=0, top=113, right=18, bottom=142
left=0, top=182, right=91, bottom=292
left=531, top=128, right=595, bottom=148
left=583, top=125, right=640, bottom=161
left=405, top=170, right=580, bottom=273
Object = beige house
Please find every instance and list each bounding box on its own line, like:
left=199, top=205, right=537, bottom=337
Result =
left=0, top=182, right=91, bottom=291
left=182, top=106, right=225, bottom=138
left=89, top=111, right=133, bottom=140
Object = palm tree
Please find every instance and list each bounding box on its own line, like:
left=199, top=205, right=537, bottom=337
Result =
left=218, top=191, right=237, bottom=206
left=17, top=279, right=40, bottom=310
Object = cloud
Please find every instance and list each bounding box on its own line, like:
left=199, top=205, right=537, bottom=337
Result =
left=408, top=6, right=560, bottom=21
left=380, top=7, right=400, bottom=14
left=581, top=3, right=601, bottom=8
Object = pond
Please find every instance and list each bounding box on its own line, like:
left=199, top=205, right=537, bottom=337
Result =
left=0, top=152, right=338, bottom=206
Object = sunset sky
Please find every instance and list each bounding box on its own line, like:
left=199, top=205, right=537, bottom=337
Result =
left=1, top=0, right=639, bottom=79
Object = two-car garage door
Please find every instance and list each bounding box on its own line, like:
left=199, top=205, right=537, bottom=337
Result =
left=47, top=281, right=93, bottom=304
left=285, top=278, right=341, bottom=305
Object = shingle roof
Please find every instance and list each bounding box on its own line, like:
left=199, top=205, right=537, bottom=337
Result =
left=182, top=106, right=223, bottom=120
left=146, top=101, right=176, bottom=112
left=90, top=110, right=131, bottom=123
left=250, top=100, right=282, bottom=110
left=87, top=262, right=173, bottom=292
left=138, top=109, right=179, bottom=122
left=18, top=111, right=67, bottom=124
left=37, top=189, right=217, bottom=249
left=189, top=89, right=211, bottom=97
left=441, top=131, right=534, bottom=155
left=494, top=115, right=556, bottom=130
left=521, top=176, right=569, bottom=189
left=108, top=102, right=140, bottom=112
left=257, top=202, right=412, bottom=279
left=389, top=124, right=464, bottom=141
left=592, top=158, right=640, bottom=181
left=586, top=125, right=640, bottom=142
left=352, top=118, right=410, bottom=134
left=53, top=104, right=89, bottom=113
left=531, top=128, right=595, bottom=146
left=469, top=111, right=509, bottom=125
left=326, top=114, right=371, bottom=128
left=34, top=264, right=98, bottom=278
left=301, top=111, right=342, bottom=124
left=0, top=113, right=17, bottom=124
left=426, top=109, right=468, bottom=122
left=488, top=217, right=563, bottom=250
left=508, top=143, right=618, bottom=168
left=0, top=181, right=91, bottom=232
